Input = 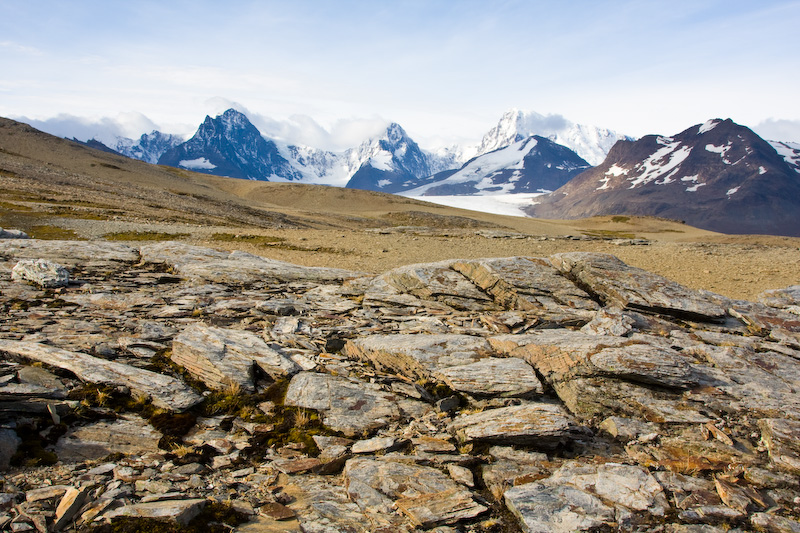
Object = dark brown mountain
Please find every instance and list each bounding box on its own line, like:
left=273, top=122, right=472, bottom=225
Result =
left=526, top=119, right=800, bottom=236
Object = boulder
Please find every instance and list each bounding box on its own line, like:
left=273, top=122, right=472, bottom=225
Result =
left=171, top=324, right=300, bottom=392
left=284, top=372, right=406, bottom=437
left=344, top=457, right=487, bottom=528
left=550, top=252, right=728, bottom=321
left=452, top=256, right=598, bottom=316
left=448, top=402, right=585, bottom=447
left=0, top=340, right=202, bottom=411
left=11, top=259, right=70, bottom=288
left=344, top=333, right=542, bottom=397
left=103, top=499, right=206, bottom=526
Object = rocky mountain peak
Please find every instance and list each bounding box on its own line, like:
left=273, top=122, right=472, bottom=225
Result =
left=528, top=118, right=800, bottom=236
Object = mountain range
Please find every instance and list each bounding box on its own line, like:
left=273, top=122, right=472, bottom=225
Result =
left=77, top=108, right=626, bottom=195
left=49, top=107, right=800, bottom=236
left=527, top=119, right=800, bottom=236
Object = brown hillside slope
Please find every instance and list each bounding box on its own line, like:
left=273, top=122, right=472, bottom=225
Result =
left=1, top=116, right=798, bottom=299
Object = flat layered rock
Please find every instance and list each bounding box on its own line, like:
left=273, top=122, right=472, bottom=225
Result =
left=344, top=457, right=487, bottom=528
left=435, top=357, right=543, bottom=397
left=345, top=333, right=542, bottom=397
left=759, top=418, right=800, bottom=474
left=504, top=461, right=668, bottom=532
left=172, top=324, right=301, bottom=392
left=0, top=239, right=139, bottom=264
left=0, top=339, right=202, bottom=411
left=491, top=330, right=719, bottom=395
left=547, top=462, right=669, bottom=515
left=139, top=241, right=362, bottom=284
left=103, top=499, right=206, bottom=526
left=284, top=372, right=405, bottom=436
left=452, top=256, right=598, bottom=315
left=377, top=260, right=499, bottom=311
left=448, top=402, right=584, bottom=447
left=550, top=252, right=728, bottom=321
left=504, top=482, right=615, bottom=533
left=53, top=416, right=163, bottom=462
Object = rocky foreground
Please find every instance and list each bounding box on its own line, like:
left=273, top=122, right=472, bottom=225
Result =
left=0, top=236, right=799, bottom=533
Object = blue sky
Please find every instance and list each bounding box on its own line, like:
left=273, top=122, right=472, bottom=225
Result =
left=2, top=0, right=799, bottom=149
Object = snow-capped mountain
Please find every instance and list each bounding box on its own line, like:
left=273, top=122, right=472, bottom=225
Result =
left=527, top=119, right=800, bottom=237
left=158, top=109, right=303, bottom=181
left=477, top=109, right=633, bottom=166
left=344, top=123, right=434, bottom=193
left=114, top=131, right=184, bottom=164
left=404, top=135, right=590, bottom=196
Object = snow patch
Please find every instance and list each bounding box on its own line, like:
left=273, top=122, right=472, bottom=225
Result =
left=686, top=182, right=706, bottom=192
left=369, top=151, right=393, bottom=171
left=376, top=179, right=392, bottom=188
left=698, top=119, right=719, bottom=134
left=596, top=176, right=611, bottom=191
left=400, top=192, right=547, bottom=217
left=179, top=157, right=216, bottom=170
left=605, top=164, right=628, bottom=177
left=705, top=142, right=734, bottom=164
left=769, top=140, right=800, bottom=173
left=628, top=140, right=692, bottom=189
left=726, top=186, right=740, bottom=196
left=758, top=166, right=767, bottom=175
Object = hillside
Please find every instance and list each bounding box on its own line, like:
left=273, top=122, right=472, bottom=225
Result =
left=1, top=116, right=800, bottom=300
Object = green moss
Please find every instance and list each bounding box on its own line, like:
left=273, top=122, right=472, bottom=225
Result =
left=104, top=231, right=190, bottom=241
left=28, top=225, right=82, bottom=240
left=9, top=423, right=59, bottom=467
left=210, top=233, right=285, bottom=245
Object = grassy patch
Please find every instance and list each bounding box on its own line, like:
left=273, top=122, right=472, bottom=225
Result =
left=104, top=231, right=190, bottom=241
left=611, top=215, right=630, bottom=223
left=581, top=229, right=636, bottom=240
left=210, top=232, right=285, bottom=245
left=28, top=225, right=82, bottom=240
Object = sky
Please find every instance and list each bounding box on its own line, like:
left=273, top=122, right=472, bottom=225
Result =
left=1, top=0, right=799, bottom=150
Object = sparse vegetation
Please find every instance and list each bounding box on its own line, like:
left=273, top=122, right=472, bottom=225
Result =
left=611, top=215, right=630, bottom=223
left=104, top=231, right=190, bottom=241
left=581, top=229, right=636, bottom=239
left=28, top=224, right=82, bottom=240
left=210, top=232, right=284, bottom=245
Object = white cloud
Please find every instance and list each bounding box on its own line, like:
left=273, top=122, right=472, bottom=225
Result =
left=753, top=118, right=800, bottom=143
left=17, top=112, right=164, bottom=146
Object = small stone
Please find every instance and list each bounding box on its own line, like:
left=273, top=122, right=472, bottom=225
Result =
left=260, top=502, right=296, bottom=521
left=446, top=464, right=474, bottom=487
left=351, top=436, right=396, bottom=454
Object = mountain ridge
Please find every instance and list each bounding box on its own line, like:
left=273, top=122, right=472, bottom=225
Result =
left=527, top=118, right=800, bottom=236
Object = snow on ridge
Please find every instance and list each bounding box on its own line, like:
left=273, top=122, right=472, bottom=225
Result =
left=369, top=151, right=394, bottom=171
left=179, top=157, right=216, bottom=170
left=769, top=140, right=800, bottom=173
left=698, top=119, right=720, bottom=134
left=402, top=136, right=538, bottom=196
left=628, top=140, right=692, bottom=189
left=605, top=164, right=628, bottom=177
